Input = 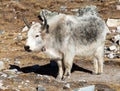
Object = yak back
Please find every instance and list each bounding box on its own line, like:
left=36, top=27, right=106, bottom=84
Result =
left=48, top=14, right=105, bottom=46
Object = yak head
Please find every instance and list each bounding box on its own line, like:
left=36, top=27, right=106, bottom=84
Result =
left=24, top=11, right=49, bottom=52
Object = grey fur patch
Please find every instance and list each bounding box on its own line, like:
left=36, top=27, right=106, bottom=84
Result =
left=40, top=9, right=59, bottom=20
left=53, top=22, right=66, bottom=45
left=69, top=17, right=104, bottom=45
left=77, top=5, right=99, bottom=16
left=47, top=15, right=105, bottom=46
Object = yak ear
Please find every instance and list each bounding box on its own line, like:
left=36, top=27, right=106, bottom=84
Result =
left=38, top=15, right=43, bottom=22
left=41, top=24, right=49, bottom=33
left=46, top=24, right=49, bottom=33
left=39, top=11, right=49, bottom=33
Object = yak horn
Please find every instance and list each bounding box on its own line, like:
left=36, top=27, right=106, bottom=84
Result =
left=42, top=11, right=47, bottom=29
left=22, top=16, right=31, bottom=28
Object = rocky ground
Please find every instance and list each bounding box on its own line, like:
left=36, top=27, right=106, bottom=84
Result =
left=0, top=0, right=120, bottom=91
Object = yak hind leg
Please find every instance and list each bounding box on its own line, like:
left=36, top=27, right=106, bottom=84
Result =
left=93, top=45, right=104, bottom=75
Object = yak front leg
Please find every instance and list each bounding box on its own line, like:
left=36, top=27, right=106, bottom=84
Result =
left=63, top=53, right=74, bottom=80
left=56, top=59, right=64, bottom=80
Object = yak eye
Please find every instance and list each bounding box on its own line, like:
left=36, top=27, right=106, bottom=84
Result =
left=35, top=35, right=39, bottom=38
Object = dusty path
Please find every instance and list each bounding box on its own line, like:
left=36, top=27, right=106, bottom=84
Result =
left=70, top=61, right=120, bottom=84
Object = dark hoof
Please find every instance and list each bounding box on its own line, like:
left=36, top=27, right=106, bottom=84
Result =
left=97, top=73, right=102, bottom=75
left=92, top=72, right=102, bottom=75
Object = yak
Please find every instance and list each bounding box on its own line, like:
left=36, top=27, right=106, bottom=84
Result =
left=24, top=6, right=109, bottom=80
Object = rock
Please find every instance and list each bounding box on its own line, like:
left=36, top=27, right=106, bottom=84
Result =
left=3, top=69, right=18, bottom=78
left=14, top=89, right=20, bottom=91
left=43, top=75, right=51, bottom=81
left=111, top=29, right=116, bottom=33
left=22, top=26, right=29, bottom=32
left=106, top=18, right=120, bottom=27
left=60, top=6, right=67, bottom=12
left=107, top=53, right=115, bottom=59
left=108, top=45, right=117, bottom=51
left=71, top=9, right=79, bottom=12
left=116, top=5, right=120, bottom=10
left=0, top=80, right=7, bottom=90
left=37, top=74, right=42, bottom=77
left=0, top=73, right=8, bottom=78
left=24, top=82, right=29, bottom=86
left=37, top=86, right=46, bottom=91
left=18, top=85, right=22, bottom=88
left=4, top=69, right=18, bottom=74
left=63, top=83, right=71, bottom=89
left=0, top=30, right=5, bottom=35
left=14, top=16, right=17, bottom=19
left=32, top=21, right=35, bottom=24
left=25, top=80, right=30, bottom=83
left=117, top=26, right=120, bottom=33
left=1, top=58, right=11, bottom=62
left=0, top=80, right=3, bottom=87
left=112, top=34, right=120, bottom=43
left=14, top=61, right=21, bottom=64
left=73, top=85, right=95, bottom=91
left=71, top=9, right=79, bottom=16
left=14, top=58, right=21, bottom=64
left=78, top=80, right=87, bottom=83
left=116, top=54, right=120, bottom=58
left=8, top=74, right=18, bottom=78
left=17, top=33, right=23, bottom=40
left=14, top=33, right=23, bottom=42
left=0, top=61, right=5, bottom=71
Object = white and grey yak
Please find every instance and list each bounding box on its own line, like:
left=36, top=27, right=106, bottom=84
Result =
left=24, top=6, right=109, bottom=80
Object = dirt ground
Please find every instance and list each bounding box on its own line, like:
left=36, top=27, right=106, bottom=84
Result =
left=0, top=0, right=120, bottom=91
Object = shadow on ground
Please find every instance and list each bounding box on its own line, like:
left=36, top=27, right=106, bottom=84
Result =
left=9, top=61, right=92, bottom=78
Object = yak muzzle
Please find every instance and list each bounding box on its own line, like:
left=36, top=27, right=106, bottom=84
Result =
left=24, top=45, right=32, bottom=52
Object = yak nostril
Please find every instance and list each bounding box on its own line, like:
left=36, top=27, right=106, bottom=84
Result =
left=24, top=45, right=30, bottom=50
left=24, top=45, right=32, bottom=52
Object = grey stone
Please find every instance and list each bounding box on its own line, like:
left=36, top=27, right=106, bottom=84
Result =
left=43, top=75, right=51, bottom=81
left=60, top=6, right=67, bottom=12
left=0, top=73, right=8, bottom=78
left=73, top=85, right=95, bottom=91
left=1, top=58, right=10, bottom=62
left=63, top=83, right=71, bottom=89
left=0, top=80, right=7, bottom=90
left=14, top=33, right=23, bottom=42
left=116, top=5, right=120, bottom=10
left=108, top=45, right=117, bottom=51
left=14, top=58, right=21, bottom=64
left=107, top=53, right=115, bottom=59
left=0, top=30, right=5, bottom=35
left=37, top=86, right=46, bottom=91
left=117, top=26, right=120, bottom=33
left=112, top=34, right=120, bottom=43
left=106, top=18, right=120, bottom=27
left=0, top=61, right=5, bottom=71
